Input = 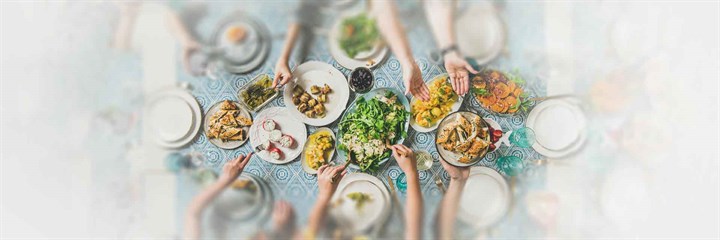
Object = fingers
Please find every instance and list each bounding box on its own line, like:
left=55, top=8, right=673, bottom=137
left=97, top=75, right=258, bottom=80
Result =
left=328, top=166, right=343, bottom=177
left=272, top=73, right=281, bottom=88
left=449, top=72, right=459, bottom=94
left=239, top=152, right=253, bottom=168
left=460, top=71, right=469, bottom=95
left=420, top=84, right=431, bottom=100
left=318, top=165, right=329, bottom=175
left=465, top=63, right=479, bottom=74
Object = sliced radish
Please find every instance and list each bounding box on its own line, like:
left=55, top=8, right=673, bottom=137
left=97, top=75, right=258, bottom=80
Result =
left=269, top=148, right=283, bottom=160
left=279, top=135, right=295, bottom=148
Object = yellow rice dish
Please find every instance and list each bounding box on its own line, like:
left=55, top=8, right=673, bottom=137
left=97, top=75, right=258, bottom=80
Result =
left=411, top=76, right=458, bottom=127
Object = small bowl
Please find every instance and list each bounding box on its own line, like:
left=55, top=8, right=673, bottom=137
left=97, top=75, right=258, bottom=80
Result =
left=348, top=67, right=374, bottom=94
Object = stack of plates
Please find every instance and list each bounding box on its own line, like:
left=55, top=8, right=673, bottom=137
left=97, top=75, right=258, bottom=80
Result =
left=458, top=167, right=511, bottom=228
left=330, top=173, right=391, bottom=234
left=212, top=173, right=274, bottom=225
left=211, top=12, right=271, bottom=74
left=145, top=88, right=202, bottom=149
left=526, top=98, right=587, bottom=158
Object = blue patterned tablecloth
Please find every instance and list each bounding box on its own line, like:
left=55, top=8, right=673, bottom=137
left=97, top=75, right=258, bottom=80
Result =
left=173, top=1, right=548, bottom=238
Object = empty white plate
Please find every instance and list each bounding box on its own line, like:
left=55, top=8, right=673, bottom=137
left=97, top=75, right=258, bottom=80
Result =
left=458, top=167, right=510, bottom=228
left=526, top=98, right=586, bottom=158
left=455, top=4, right=505, bottom=65
left=145, top=88, right=202, bottom=149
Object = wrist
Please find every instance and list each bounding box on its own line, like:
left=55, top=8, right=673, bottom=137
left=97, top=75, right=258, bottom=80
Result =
left=317, top=193, right=333, bottom=203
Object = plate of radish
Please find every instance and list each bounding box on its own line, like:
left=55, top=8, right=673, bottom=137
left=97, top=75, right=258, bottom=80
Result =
left=249, top=107, right=307, bottom=164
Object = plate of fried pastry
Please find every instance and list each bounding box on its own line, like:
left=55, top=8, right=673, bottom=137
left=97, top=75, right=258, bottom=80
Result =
left=204, top=100, right=253, bottom=149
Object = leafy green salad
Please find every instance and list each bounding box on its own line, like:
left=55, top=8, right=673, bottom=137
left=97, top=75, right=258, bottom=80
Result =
left=339, top=13, right=380, bottom=58
left=338, top=92, right=409, bottom=172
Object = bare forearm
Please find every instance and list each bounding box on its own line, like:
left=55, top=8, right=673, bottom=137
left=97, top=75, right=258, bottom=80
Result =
left=183, top=180, right=230, bottom=240
left=279, top=23, right=301, bottom=63
left=307, top=195, right=331, bottom=235
left=438, top=178, right=466, bottom=239
left=425, top=0, right=456, bottom=49
left=166, top=11, right=196, bottom=47
left=404, top=172, right=423, bottom=239
left=371, top=0, right=415, bottom=66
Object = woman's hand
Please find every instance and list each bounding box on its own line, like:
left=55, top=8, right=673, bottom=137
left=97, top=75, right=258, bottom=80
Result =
left=218, top=153, right=253, bottom=185
left=444, top=51, right=478, bottom=95
left=272, top=60, right=293, bottom=88
left=391, top=144, right=418, bottom=174
left=440, top=155, right=470, bottom=181
left=402, top=62, right=430, bottom=101
left=316, top=164, right=347, bottom=201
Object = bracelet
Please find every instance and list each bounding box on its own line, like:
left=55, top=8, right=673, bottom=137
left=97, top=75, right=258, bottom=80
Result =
left=439, top=44, right=459, bottom=57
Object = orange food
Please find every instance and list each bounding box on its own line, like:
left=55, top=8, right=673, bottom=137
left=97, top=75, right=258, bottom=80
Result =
left=493, top=83, right=511, bottom=98
left=226, top=26, right=247, bottom=43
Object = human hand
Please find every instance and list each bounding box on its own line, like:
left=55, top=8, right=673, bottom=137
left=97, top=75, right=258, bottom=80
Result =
left=317, top=164, right=347, bottom=201
left=181, top=40, right=202, bottom=76
left=440, top=156, right=470, bottom=181
left=391, top=144, right=417, bottom=174
left=272, top=60, right=292, bottom=88
left=402, top=62, right=430, bottom=101
left=272, top=201, right=296, bottom=233
left=218, top=153, right=253, bottom=185
left=443, top=51, right=478, bottom=95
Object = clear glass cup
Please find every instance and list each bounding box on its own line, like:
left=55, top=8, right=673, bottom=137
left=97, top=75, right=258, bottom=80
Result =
left=415, top=150, right=433, bottom=171
left=510, top=127, right=536, bottom=148
left=497, top=155, right=526, bottom=176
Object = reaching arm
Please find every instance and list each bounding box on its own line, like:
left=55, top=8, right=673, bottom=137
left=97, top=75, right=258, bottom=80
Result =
left=273, top=23, right=301, bottom=88
left=424, top=0, right=477, bottom=95
left=436, top=157, right=470, bottom=239
left=391, top=145, right=424, bottom=239
left=183, top=153, right=253, bottom=240
left=306, top=165, right=347, bottom=237
left=370, top=0, right=430, bottom=101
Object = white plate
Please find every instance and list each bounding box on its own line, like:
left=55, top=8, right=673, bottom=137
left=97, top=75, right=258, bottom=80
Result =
left=249, top=107, right=307, bottom=164
left=410, top=74, right=464, bottom=133
left=330, top=173, right=390, bottom=233
left=212, top=175, right=263, bottom=220
left=145, top=88, right=203, bottom=149
left=458, top=167, right=510, bottom=228
left=149, top=96, right=193, bottom=142
left=526, top=98, right=586, bottom=158
left=283, top=61, right=350, bottom=126
left=328, top=12, right=389, bottom=70
left=301, top=127, right=336, bottom=175
left=455, top=5, right=505, bottom=65
left=203, top=100, right=252, bottom=150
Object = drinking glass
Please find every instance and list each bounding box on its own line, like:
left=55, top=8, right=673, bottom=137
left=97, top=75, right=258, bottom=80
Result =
left=396, top=173, right=407, bottom=193
left=497, top=155, right=526, bottom=176
left=415, top=150, right=433, bottom=171
left=510, top=127, right=536, bottom=148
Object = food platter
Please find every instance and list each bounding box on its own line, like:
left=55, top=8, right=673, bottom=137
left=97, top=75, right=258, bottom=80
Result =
left=328, top=11, right=389, bottom=70
left=211, top=12, right=271, bottom=74
left=249, top=107, right=307, bottom=164
left=301, top=127, right=336, bottom=175
left=203, top=100, right=252, bottom=149
left=458, top=167, right=510, bottom=228
left=526, top=98, right=586, bottom=158
left=435, top=111, right=492, bottom=167
left=410, top=74, right=464, bottom=133
left=145, top=88, right=203, bottom=149
left=330, top=173, right=391, bottom=233
left=336, top=88, right=411, bottom=172
left=470, top=69, right=531, bottom=116
left=283, top=61, right=350, bottom=126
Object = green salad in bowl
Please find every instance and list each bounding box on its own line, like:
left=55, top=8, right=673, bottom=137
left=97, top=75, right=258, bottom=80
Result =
left=337, top=88, right=410, bottom=172
left=339, top=13, right=380, bottom=58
